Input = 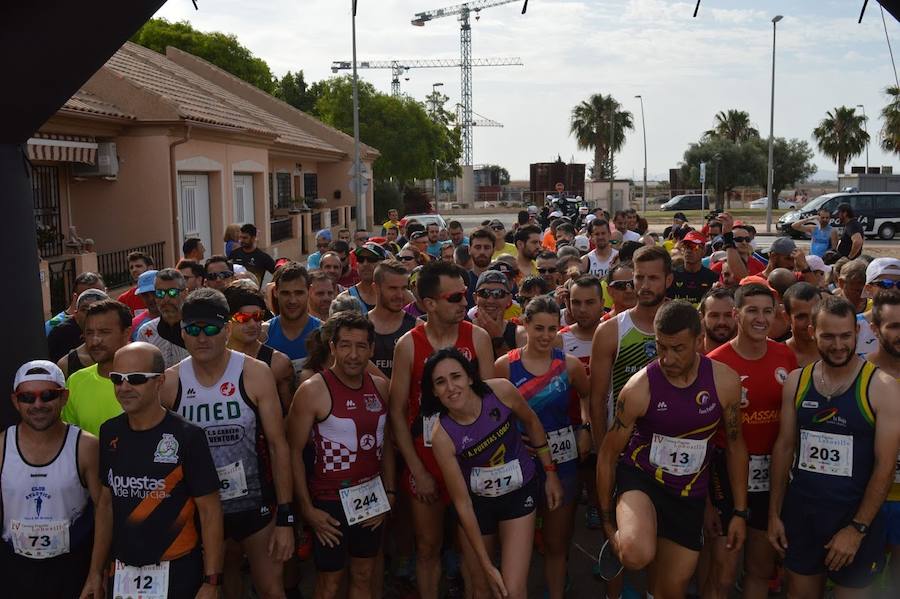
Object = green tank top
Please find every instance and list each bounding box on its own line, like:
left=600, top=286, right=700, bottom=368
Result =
left=607, top=310, right=657, bottom=426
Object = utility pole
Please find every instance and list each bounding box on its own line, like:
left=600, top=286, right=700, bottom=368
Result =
left=857, top=104, right=869, bottom=172
left=609, top=110, right=615, bottom=209
left=433, top=82, right=444, bottom=204
left=766, top=14, right=783, bottom=233
left=635, top=95, right=647, bottom=213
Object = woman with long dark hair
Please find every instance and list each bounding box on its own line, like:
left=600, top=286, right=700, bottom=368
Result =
left=494, top=296, right=590, bottom=599
left=421, top=348, right=562, bottom=599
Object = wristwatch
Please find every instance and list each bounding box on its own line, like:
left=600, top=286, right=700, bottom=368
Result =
left=276, top=503, right=295, bottom=527
left=850, top=520, right=869, bottom=535
left=203, top=573, right=223, bottom=586
left=732, top=508, right=750, bottom=520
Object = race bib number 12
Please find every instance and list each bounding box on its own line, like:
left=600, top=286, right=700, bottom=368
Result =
left=113, top=560, right=170, bottom=599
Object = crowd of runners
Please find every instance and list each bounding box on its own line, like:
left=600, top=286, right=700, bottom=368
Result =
left=5, top=199, right=900, bottom=599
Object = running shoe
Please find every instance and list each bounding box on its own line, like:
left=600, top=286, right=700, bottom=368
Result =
left=586, top=505, right=603, bottom=530
left=596, top=539, right=623, bottom=582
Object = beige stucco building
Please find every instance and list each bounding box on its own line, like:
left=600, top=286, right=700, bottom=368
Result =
left=30, top=42, right=377, bottom=316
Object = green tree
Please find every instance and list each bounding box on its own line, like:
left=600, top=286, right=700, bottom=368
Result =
left=750, top=137, right=818, bottom=200
left=880, top=85, right=900, bottom=156
left=681, top=138, right=766, bottom=210
left=812, top=106, right=869, bottom=174
left=480, top=164, right=511, bottom=185
left=274, top=70, right=324, bottom=115
left=570, top=93, right=633, bottom=181
left=704, top=110, right=760, bottom=143
left=132, top=18, right=276, bottom=93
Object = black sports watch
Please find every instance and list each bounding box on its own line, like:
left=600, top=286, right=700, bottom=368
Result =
left=732, top=508, right=750, bottom=521
left=850, top=520, right=869, bottom=535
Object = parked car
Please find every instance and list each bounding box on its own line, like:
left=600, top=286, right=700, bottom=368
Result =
left=749, top=197, right=798, bottom=210
left=404, top=213, right=448, bottom=230
left=778, top=191, right=900, bottom=240
left=660, top=194, right=713, bottom=211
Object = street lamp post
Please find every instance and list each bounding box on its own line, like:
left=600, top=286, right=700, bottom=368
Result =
left=351, top=0, right=364, bottom=230
left=433, top=82, right=444, bottom=204
left=635, top=95, right=647, bottom=213
left=766, top=14, right=783, bottom=233
left=609, top=110, right=615, bottom=209
left=857, top=104, right=869, bottom=172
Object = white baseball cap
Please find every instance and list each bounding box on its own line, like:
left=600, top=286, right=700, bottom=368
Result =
left=574, top=235, right=590, bottom=252
left=865, top=257, right=900, bottom=285
left=584, top=214, right=597, bottom=225
left=549, top=210, right=563, bottom=218
left=13, top=360, right=66, bottom=391
left=805, top=255, right=831, bottom=276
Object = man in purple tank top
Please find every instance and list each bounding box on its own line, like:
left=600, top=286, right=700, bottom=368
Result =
left=596, top=301, right=749, bottom=598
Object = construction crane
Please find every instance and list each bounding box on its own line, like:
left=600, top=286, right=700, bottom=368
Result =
left=456, top=104, right=502, bottom=128
left=330, top=57, right=523, bottom=97
left=411, top=0, right=528, bottom=169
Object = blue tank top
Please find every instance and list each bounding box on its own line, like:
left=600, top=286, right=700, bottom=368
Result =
left=266, top=315, right=321, bottom=374
left=440, top=391, right=536, bottom=491
left=791, top=361, right=877, bottom=503
left=509, top=348, right=577, bottom=475
left=810, top=225, right=832, bottom=257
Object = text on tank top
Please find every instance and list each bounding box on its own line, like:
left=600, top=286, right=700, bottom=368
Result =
left=408, top=321, right=478, bottom=430
left=439, top=391, right=536, bottom=488
left=587, top=249, right=618, bottom=278
left=311, top=370, right=387, bottom=500
left=791, top=361, right=877, bottom=503
left=623, top=357, right=721, bottom=499
left=610, top=310, right=657, bottom=410
left=372, top=312, right=418, bottom=379
left=175, top=350, right=263, bottom=513
left=1, top=425, right=91, bottom=555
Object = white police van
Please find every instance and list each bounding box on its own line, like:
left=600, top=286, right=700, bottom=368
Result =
left=778, top=191, right=900, bottom=240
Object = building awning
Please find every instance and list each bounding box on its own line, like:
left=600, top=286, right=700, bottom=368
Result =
left=27, top=133, right=98, bottom=164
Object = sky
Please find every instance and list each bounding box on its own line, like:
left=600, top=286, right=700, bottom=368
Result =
left=153, top=0, right=900, bottom=182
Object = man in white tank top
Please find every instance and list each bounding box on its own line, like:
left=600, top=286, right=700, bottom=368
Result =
left=581, top=219, right=618, bottom=279
left=1, top=360, right=100, bottom=599
left=159, top=288, right=296, bottom=599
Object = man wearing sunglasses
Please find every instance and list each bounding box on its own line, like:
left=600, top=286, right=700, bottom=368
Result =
left=137, top=268, right=191, bottom=368
left=856, top=258, right=900, bottom=358
left=471, top=270, right=522, bottom=359
left=159, top=289, right=295, bottom=599
left=224, top=282, right=295, bottom=412
left=4, top=360, right=100, bottom=599
left=668, top=231, right=719, bottom=307
left=716, top=214, right=765, bottom=282
left=63, top=299, right=133, bottom=436
left=81, top=342, right=224, bottom=599
left=336, top=242, right=386, bottom=312
left=204, top=255, right=236, bottom=291
left=389, top=261, right=494, bottom=599
left=488, top=219, right=518, bottom=260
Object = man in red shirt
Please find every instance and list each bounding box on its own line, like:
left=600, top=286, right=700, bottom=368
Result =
left=713, top=214, right=764, bottom=282
left=116, top=251, right=154, bottom=313
left=703, top=281, right=798, bottom=599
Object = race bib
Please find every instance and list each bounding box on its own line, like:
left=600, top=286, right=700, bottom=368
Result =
left=339, top=476, right=391, bottom=525
left=422, top=414, right=439, bottom=448
left=649, top=434, right=707, bottom=476
left=470, top=460, right=524, bottom=497
left=113, top=560, right=170, bottom=599
left=216, top=460, right=249, bottom=501
left=748, top=454, right=771, bottom=492
left=547, top=426, right=578, bottom=464
left=799, top=430, right=853, bottom=477
left=9, top=520, right=69, bottom=559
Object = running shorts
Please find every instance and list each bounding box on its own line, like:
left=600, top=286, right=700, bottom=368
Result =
left=782, top=488, right=886, bottom=588
left=1, top=540, right=91, bottom=599
left=223, top=504, right=274, bottom=542
left=615, top=463, right=705, bottom=552
left=709, top=449, right=769, bottom=532
left=882, top=500, right=900, bottom=546
left=459, top=476, right=538, bottom=536
left=312, top=499, right=384, bottom=572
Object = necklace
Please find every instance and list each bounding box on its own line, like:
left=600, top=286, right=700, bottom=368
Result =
left=817, top=361, right=857, bottom=400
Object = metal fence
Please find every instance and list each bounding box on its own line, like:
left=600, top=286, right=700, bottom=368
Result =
left=270, top=217, right=293, bottom=243
left=330, top=209, right=340, bottom=228
left=311, top=212, right=322, bottom=232
left=48, top=257, right=75, bottom=314
left=33, top=165, right=63, bottom=258
left=98, top=241, right=166, bottom=289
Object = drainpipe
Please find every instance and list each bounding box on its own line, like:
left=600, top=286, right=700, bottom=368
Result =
left=169, top=124, right=192, bottom=267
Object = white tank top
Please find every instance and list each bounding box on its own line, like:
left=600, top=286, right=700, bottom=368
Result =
left=175, top=350, right=264, bottom=513
left=586, top=248, right=618, bottom=278
left=1, top=425, right=90, bottom=558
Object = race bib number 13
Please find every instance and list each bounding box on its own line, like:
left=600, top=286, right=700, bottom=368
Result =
left=649, top=434, right=707, bottom=476
left=113, top=560, right=170, bottom=599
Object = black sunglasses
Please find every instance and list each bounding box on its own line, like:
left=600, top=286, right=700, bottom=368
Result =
left=733, top=236, right=751, bottom=244
left=537, top=267, right=557, bottom=274
left=110, top=372, right=163, bottom=386
left=207, top=271, right=234, bottom=280
left=15, top=389, right=64, bottom=404
left=609, top=280, right=635, bottom=291
left=439, top=291, right=467, bottom=304
left=476, top=288, right=510, bottom=299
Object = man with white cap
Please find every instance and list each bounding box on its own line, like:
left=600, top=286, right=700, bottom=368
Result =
left=2, top=360, right=100, bottom=599
left=804, top=255, right=832, bottom=291
left=856, top=258, right=900, bottom=356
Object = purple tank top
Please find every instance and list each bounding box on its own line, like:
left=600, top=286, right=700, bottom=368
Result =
left=440, top=391, right=536, bottom=489
left=622, top=356, right=721, bottom=499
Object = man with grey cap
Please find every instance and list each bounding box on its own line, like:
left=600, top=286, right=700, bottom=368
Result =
left=45, top=270, right=106, bottom=335
left=54, top=287, right=109, bottom=378
left=48, top=285, right=110, bottom=364
left=2, top=359, right=100, bottom=599
left=470, top=269, right=522, bottom=358
left=856, top=257, right=900, bottom=356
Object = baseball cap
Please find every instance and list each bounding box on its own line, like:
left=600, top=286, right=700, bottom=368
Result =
left=13, top=360, right=65, bottom=391
left=769, top=237, right=796, bottom=255
left=527, top=205, right=538, bottom=214
left=865, top=257, right=900, bottom=285
left=549, top=210, right=563, bottom=218
left=136, top=269, right=158, bottom=294
left=409, top=230, right=428, bottom=242
left=76, top=288, right=109, bottom=308
left=682, top=231, right=706, bottom=246
left=739, top=275, right=777, bottom=297
left=181, top=295, right=230, bottom=327
left=806, top=255, right=831, bottom=276
left=584, top=214, right=597, bottom=225
left=476, top=269, right=511, bottom=291
left=354, top=242, right=388, bottom=260
left=315, top=229, right=332, bottom=241
left=574, top=235, right=590, bottom=252
left=673, top=212, right=688, bottom=222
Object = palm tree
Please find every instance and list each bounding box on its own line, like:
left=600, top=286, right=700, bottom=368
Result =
left=570, top=94, right=633, bottom=181
left=812, top=106, right=869, bottom=174
left=704, top=110, right=759, bottom=143
left=881, top=85, right=900, bottom=155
